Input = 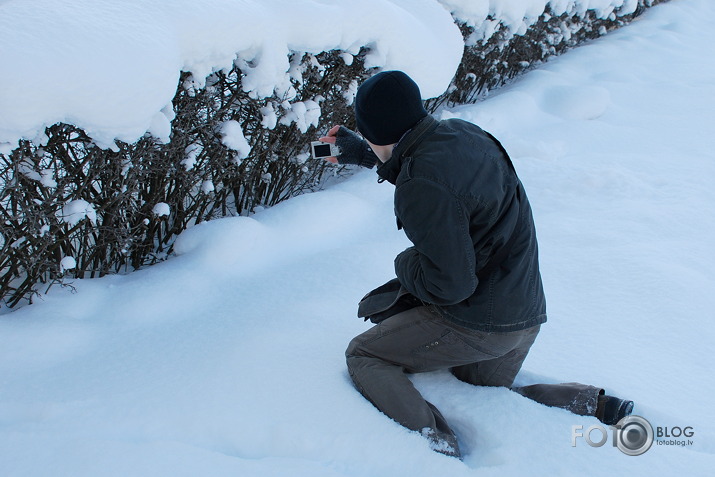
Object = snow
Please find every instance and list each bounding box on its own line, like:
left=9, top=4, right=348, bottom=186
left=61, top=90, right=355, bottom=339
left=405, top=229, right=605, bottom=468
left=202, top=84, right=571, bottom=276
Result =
left=0, top=0, right=649, bottom=154
left=220, top=120, right=252, bottom=159
left=260, top=105, right=278, bottom=130
left=438, top=0, right=643, bottom=37
left=2, top=0, right=715, bottom=475
left=201, top=181, right=215, bottom=194
left=182, top=143, right=202, bottom=171
left=279, top=100, right=322, bottom=134
left=152, top=202, right=171, bottom=217
left=0, top=0, right=463, bottom=153
left=60, top=256, right=77, bottom=273
left=56, top=199, right=97, bottom=226
left=538, top=84, right=611, bottom=119
left=39, top=170, right=57, bottom=188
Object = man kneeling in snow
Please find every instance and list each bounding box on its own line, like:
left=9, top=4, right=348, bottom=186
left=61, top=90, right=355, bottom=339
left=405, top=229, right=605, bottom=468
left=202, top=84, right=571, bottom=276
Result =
left=318, top=70, right=633, bottom=458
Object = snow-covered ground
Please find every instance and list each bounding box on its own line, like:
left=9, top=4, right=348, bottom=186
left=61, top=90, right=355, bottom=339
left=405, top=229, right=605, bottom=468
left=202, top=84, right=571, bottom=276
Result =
left=2, top=0, right=715, bottom=475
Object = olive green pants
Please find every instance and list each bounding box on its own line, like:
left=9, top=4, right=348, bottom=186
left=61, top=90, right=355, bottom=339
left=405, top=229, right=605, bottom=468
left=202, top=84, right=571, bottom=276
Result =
left=346, top=306, right=602, bottom=456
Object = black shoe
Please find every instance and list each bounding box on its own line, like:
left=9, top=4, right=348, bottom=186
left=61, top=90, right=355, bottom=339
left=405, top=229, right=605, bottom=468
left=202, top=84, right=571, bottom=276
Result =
left=596, top=394, right=634, bottom=425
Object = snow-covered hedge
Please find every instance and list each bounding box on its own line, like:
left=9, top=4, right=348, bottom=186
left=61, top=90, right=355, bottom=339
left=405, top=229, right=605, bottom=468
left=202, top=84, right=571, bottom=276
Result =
left=0, top=0, right=666, bottom=308
left=433, top=0, right=665, bottom=108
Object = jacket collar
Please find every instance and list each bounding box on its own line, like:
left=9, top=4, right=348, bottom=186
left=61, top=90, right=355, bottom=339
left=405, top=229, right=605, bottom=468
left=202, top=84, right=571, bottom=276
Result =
left=376, top=115, right=439, bottom=184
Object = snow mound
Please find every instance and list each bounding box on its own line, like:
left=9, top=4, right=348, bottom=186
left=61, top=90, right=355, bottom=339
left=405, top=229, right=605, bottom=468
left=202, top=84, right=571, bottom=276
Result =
left=173, top=216, right=269, bottom=270
left=539, top=85, right=611, bottom=120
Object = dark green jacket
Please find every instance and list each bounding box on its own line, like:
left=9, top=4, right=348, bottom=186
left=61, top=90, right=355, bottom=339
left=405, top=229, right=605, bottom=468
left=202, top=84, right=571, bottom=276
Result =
left=376, top=116, right=547, bottom=332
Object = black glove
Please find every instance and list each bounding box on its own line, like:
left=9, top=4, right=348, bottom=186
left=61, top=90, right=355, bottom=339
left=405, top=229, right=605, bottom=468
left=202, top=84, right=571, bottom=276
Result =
left=334, top=127, right=378, bottom=169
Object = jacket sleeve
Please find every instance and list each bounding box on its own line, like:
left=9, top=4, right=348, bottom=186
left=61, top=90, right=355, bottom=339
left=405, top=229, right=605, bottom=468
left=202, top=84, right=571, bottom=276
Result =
left=393, top=178, right=477, bottom=305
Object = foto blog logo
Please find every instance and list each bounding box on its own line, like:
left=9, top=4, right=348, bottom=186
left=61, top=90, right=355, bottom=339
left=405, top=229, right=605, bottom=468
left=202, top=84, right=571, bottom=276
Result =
left=572, top=415, right=654, bottom=456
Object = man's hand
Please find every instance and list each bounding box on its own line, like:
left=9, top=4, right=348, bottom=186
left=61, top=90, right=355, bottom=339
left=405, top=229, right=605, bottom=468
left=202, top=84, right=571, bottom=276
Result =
left=318, top=125, right=378, bottom=169
left=317, top=125, right=341, bottom=164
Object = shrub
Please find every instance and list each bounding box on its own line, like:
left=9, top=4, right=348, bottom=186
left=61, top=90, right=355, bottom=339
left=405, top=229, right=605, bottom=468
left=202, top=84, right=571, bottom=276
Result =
left=0, top=0, right=666, bottom=309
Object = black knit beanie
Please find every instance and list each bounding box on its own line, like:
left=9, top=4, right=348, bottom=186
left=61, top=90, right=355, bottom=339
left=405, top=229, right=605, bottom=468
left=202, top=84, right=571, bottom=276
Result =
left=354, top=70, right=428, bottom=146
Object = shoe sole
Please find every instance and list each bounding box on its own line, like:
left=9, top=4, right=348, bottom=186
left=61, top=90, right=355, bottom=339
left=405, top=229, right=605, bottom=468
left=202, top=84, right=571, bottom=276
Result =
left=619, top=400, right=634, bottom=420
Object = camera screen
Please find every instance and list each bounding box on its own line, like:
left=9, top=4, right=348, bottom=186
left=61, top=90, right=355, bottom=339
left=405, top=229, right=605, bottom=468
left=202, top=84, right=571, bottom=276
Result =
left=313, top=143, right=332, bottom=157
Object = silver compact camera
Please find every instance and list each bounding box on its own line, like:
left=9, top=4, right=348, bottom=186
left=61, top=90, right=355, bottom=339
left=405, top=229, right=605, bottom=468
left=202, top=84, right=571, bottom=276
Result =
left=310, top=141, right=340, bottom=159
